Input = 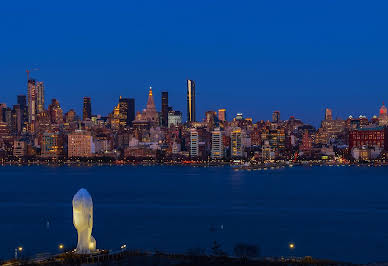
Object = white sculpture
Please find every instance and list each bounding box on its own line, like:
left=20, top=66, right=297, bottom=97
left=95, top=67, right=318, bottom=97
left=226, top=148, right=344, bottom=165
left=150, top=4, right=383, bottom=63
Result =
left=72, top=188, right=96, bottom=254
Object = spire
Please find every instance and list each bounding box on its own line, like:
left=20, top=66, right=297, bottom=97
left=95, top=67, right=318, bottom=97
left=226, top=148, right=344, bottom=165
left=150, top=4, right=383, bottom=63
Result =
left=146, top=86, right=156, bottom=112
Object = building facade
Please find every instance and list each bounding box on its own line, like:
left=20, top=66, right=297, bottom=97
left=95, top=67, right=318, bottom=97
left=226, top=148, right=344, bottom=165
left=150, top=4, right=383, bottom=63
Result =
left=187, top=80, right=196, bottom=122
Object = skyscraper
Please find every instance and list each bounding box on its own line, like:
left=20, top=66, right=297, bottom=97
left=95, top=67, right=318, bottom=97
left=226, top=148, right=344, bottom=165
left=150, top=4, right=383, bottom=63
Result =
left=325, top=108, right=333, bottom=121
left=218, top=109, right=226, bottom=122
left=211, top=128, right=224, bottom=159
left=272, top=111, right=280, bottom=123
left=190, top=128, right=199, bottom=157
left=187, top=80, right=196, bottom=122
left=118, top=97, right=135, bottom=126
left=36, top=81, right=45, bottom=113
left=161, top=92, right=168, bottom=127
left=17, top=95, right=27, bottom=125
left=231, top=127, right=243, bottom=157
left=27, top=79, right=37, bottom=124
left=83, top=97, right=92, bottom=120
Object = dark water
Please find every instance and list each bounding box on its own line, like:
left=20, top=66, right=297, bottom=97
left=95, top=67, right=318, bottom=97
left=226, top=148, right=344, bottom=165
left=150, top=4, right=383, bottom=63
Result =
left=1, top=165, right=388, bottom=263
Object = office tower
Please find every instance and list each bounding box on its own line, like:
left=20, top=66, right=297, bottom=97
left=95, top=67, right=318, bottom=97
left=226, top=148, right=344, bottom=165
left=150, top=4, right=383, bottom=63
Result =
left=36, top=81, right=45, bottom=113
left=231, top=127, right=243, bottom=157
left=190, top=128, right=199, bottom=157
left=272, top=111, right=280, bottom=123
left=218, top=109, right=226, bottom=122
left=211, top=128, right=224, bottom=159
left=161, top=92, right=168, bottom=127
left=118, top=97, right=135, bottom=127
left=168, top=110, right=182, bottom=127
left=83, top=97, right=92, bottom=120
left=12, top=104, right=22, bottom=134
left=17, top=95, right=27, bottom=124
left=325, top=108, right=333, bottom=121
left=187, top=80, right=196, bottom=122
left=28, top=79, right=37, bottom=123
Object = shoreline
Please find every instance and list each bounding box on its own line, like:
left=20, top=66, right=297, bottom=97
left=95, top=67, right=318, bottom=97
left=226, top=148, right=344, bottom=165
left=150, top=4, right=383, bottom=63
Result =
left=1, top=160, right=388, bottom=168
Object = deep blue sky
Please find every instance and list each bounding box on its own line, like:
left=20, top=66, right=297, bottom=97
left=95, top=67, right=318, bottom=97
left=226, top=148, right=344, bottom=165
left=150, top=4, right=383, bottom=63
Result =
left=1, top=0, right=388, bottom=125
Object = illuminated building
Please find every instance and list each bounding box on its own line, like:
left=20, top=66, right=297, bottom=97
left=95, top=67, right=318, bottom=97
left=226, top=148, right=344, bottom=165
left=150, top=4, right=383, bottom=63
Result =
left=27, top=79, right=37, bottom=124
left=168, top=110, right=182, bottom=127
left=48, top=99, right=64, bottom=124
left=316, top=109, right=346, bottom=144
left=83, top=97, right=92, bottom=120
left=110, top=103, right=121, bottom=129
left=299, top=129, right=312, bottom=152
left=118, top=97, right=135, bottom=126
left=41, top=132, right=64, bottom=158
left=272, top=111, right=280, bottom=123
left=211, top=128, right=223, bottom=159
left=218, top=109, right=226, bottom=122
left=187, top=80, right=196, bottom=122
left=36, top=81, right=45, bottom=113
left=68, top=130, right=95, bottom=158
left=133, top=87, right=159, bottom=127
left=190, top=128, right=199, bottom=157
left=349, top=127, right=388, bottom=150
left=205, top=111, right=217, bottom=129
left=161, top=92, right=168, bottom=127
left=378, top=103, right=388, bottom=126
left=65, top=109, right=76, bottom=123
left=231, top=127, right=243, bottom=157
left=234, top=113, right=243, bottom=121
left=13, top=140, right=27, bottom=157
left=325, top=108, right=333, bottom=120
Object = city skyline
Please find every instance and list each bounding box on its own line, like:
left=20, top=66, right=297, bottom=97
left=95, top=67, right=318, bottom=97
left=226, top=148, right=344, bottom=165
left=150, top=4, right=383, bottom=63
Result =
left=2, top=75, right=388, bottom=126
left=2, top=1, right=388, bottom=124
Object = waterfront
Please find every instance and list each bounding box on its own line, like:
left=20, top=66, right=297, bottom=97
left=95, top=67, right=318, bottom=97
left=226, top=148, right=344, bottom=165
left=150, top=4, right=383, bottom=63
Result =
left=1, top=166, right=388, bottom=263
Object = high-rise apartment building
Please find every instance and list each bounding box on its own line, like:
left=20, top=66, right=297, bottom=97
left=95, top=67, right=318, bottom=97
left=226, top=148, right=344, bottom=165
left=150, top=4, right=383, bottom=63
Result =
left=231, top=127, right=243, bottom=157
left=190, top=128, right=199, bottom=157
left=211, top=128, right=224, bottom=159
left=272, top=111, right=280, bottom=123
left=187, top=80, right=196, bottom=122
left=83, top=97, right=92, bottom=120
left=27, top=79, right=37, bottom=124
left=161, top=92, right=169, bottom=127
left=218, top=109, right=226, bottom=122
left=36, top=81, right=45, bottom=113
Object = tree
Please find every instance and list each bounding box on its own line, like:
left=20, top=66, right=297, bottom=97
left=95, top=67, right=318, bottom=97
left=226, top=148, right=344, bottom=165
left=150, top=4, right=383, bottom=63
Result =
left=233, top=243, right=260, bottom=258
left=211, top=241, right=227, bottom=256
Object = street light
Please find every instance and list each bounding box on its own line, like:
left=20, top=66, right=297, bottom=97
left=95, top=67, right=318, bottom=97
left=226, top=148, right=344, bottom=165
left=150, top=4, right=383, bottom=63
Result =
left=58, top=244, right=64, bottom=250
left=289, top=243, right=295, bottom=249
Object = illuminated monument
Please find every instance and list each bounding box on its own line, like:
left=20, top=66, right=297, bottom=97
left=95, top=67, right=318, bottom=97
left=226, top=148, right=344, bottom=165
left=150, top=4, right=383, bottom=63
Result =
left=73, top=188, right=96, bottom=254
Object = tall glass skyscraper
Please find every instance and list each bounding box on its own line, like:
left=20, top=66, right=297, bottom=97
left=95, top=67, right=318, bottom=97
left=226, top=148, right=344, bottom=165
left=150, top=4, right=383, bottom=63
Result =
left=83, top=97, right=92, bottom=120
left=187, top=80, right=196, bottom=122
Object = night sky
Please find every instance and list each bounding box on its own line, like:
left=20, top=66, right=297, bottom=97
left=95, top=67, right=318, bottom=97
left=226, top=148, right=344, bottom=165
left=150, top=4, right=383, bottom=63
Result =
left=1, top=0, right=388, bottom=125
